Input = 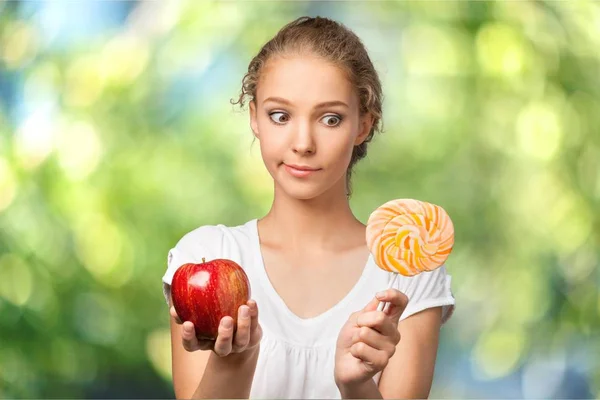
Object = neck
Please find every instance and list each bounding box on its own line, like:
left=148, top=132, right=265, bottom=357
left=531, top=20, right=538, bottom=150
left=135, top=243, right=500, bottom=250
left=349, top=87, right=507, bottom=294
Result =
left=258, top=180, right=365, bottom=252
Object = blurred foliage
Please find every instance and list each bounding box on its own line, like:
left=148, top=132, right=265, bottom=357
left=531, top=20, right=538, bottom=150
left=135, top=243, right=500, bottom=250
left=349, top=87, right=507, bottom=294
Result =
left=0, top=0, right=599, bottom=398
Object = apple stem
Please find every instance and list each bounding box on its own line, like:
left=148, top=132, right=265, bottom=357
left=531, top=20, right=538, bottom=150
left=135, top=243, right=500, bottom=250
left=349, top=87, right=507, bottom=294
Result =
left=202, top=257, right=205, bottom=263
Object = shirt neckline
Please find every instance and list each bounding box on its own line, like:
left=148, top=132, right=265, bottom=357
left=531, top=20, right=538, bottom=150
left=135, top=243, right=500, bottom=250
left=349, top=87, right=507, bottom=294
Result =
left=250, top=218, right=374, bottom=326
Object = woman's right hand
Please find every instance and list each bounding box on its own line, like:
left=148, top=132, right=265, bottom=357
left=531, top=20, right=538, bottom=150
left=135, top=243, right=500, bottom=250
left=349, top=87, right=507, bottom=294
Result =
left=169, top=300, right=262, bottom=357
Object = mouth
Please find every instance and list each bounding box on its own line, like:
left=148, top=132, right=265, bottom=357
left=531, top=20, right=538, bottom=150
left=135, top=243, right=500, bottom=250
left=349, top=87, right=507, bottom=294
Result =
left=283, top=163, right=321, bottom=177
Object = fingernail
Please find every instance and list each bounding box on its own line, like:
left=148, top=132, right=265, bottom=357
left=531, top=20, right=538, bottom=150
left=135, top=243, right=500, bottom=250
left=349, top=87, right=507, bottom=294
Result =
left=184, top=324, right=193, bottom=333
left=223, top=319, right=233, bottom=329
left=376, top=291, right=386, bottom=299
left=241, top=306, right=249, bottom=319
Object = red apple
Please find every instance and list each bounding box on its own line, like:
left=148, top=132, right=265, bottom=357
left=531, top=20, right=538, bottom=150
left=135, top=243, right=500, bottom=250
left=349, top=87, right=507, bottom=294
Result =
left=171, top=258, right=251, bottom=340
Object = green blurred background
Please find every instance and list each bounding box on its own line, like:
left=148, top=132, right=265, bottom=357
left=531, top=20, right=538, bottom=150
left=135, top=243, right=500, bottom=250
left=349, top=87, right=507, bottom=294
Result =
left=0, top=0, right=599, bottom=398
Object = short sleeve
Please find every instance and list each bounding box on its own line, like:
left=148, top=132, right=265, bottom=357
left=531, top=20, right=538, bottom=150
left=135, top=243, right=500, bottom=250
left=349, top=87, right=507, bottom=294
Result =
left=161, top=225, right=224, bottom=306
left=395, top=265, right=455, bottom=325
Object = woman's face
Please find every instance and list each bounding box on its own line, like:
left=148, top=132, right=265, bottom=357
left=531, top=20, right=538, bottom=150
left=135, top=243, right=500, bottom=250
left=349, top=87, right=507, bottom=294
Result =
left=249, top=54, right=373, bottom=201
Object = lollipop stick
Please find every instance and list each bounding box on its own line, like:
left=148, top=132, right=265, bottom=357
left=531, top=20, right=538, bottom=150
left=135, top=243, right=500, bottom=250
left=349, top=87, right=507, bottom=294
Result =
left=377, top=273, right=399, bottom=312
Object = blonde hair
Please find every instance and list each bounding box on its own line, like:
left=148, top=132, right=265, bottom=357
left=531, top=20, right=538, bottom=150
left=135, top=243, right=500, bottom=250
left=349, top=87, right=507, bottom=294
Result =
left=231, top=16, right=384, bottom=198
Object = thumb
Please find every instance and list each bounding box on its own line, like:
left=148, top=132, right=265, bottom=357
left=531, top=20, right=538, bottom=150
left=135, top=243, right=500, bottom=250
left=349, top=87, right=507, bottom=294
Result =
left=362, top=296, right=381, bottom=312
left=381, top=290, right=409, bottom=324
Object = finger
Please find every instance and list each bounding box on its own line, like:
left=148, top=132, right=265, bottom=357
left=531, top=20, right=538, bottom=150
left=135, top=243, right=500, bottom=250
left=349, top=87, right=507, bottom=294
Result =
left=181, top=321, right=200, bottom=352
left=354, top=326, right=398, bottom=355
left=248, top=299, right=259, bottom=332
left=232, top=305, right=251, bottom=351
left=376, top=289, right=409, bottom=322
left=213, top=317, right=234, bottom=357
left=356, top=310, right=398, bottom=338
left=362, top=296, right=381, bottom=313
left=349, top=342, right=390, bottom=373
left=170, top=306, right=183, bottom=324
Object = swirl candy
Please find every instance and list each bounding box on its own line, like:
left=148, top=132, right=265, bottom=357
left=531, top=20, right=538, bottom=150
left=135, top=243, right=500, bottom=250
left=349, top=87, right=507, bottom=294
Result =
left=366, top=199, right=454, bottom=277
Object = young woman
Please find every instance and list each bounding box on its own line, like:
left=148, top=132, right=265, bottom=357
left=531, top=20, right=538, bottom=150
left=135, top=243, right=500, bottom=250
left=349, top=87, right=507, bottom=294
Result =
left=162, top=16, right=455, bottom=399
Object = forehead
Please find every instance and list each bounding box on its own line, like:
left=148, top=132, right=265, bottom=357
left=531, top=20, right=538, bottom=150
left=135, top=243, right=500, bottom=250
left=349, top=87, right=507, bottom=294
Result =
left=257, top=55, right=356, bottom=106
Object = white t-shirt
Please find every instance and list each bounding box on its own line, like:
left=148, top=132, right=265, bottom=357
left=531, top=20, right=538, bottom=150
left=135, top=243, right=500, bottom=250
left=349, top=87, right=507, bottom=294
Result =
left=162, top=218, right=456, bottom=399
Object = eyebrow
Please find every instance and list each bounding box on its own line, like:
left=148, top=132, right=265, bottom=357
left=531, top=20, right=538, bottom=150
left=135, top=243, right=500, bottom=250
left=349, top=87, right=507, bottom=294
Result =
left=263, top=96, right=349, bottom=109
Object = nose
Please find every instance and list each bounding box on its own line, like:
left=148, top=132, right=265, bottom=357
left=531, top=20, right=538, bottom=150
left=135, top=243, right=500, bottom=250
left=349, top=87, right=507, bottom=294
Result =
left=292, top=121, right=316, bottom=155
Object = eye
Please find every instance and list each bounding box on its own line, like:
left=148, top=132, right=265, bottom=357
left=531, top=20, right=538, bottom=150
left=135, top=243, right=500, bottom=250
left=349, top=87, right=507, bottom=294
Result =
left=269, top=112, right=289, bottom=125
left=321, top=115, right=342, bottom=127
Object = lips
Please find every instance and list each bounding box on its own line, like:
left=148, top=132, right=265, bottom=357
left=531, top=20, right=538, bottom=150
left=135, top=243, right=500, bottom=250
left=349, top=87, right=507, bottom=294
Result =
left=283, top=163, right=321, bottom=178
left=284, top=163, right=320, bottom=171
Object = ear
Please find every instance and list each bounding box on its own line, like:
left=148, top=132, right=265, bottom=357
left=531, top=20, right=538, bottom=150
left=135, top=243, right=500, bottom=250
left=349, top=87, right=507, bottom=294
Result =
left=249, top=100, right=259, bottom=139
left=354, top=112, right=374, bottom=146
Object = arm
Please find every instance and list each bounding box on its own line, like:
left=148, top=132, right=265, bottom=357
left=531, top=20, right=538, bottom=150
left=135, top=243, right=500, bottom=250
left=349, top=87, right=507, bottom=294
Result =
left=168, top=293, right=261, bottom=399
left=337, top=307, right=442, bottom=399
left=338, top=378, right=382, bottom=399
left=378, top=306, right=443, bottom=399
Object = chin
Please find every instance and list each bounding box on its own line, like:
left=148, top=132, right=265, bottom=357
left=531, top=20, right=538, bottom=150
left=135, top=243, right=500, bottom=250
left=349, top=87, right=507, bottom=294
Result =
left=278, top=182, right=324, bottom=200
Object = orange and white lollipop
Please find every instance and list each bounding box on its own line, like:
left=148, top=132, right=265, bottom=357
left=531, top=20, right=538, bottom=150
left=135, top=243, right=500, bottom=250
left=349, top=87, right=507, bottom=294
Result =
left=366, top=199, right=454, bottom=311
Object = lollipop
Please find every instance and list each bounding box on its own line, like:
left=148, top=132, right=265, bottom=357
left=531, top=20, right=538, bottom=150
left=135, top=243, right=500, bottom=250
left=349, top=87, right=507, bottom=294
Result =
left=366, top=199, right=454, bottom=311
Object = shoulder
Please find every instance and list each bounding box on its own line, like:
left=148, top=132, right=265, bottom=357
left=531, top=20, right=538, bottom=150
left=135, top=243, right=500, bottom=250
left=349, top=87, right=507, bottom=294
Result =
left=175, top=224, right=225, bottom=249
left=174, top=223, right=229, bottom=253
left=397, top=265, right=452, bottom=295
left=171, top=218, right=257, bottom=265
left=162, top=219, right=257, bottom=291
left=395, top=265, right=455, bottom=324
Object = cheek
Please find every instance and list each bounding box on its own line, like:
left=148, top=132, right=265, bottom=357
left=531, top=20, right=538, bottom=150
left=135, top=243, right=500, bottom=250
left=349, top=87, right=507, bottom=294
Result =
left=257, top=133, right=285, bottom=167
left=323, top=134, right=356, bottom=167
left=258, top=140, right=276, bottom=163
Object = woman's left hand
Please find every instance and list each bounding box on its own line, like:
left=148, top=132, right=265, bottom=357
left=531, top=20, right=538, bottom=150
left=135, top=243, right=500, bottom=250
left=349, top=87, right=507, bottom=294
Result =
left=334, top=288, right=409, bottom=387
